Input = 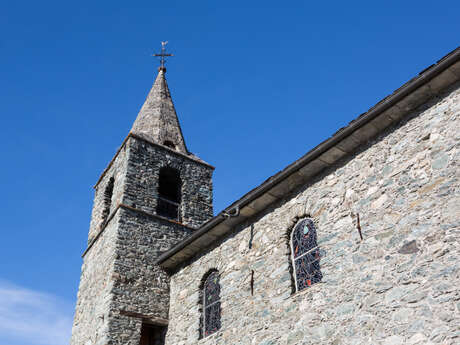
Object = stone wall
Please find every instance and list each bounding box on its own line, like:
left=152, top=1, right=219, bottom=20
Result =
left=166, top=82, right=460, bottom=345
left=88, top=146, right=128, bottom=243
left=71, top=212, right=121, bottom=345
left=72, top=142, right=130, bottom=345
left=111, top=208, right=192, bottom=319
left=75, top=206, right=194, bottom=345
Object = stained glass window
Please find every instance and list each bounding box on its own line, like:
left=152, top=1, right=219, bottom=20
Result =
left=202, top=271, right=221, bottom=337
left=290, top=218, right=322, bottom=292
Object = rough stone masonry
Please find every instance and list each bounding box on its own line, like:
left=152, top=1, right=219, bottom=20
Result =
left=162, top=63, right=460, bottom=343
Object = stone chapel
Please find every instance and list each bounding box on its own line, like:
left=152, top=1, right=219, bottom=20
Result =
left=71, top=46, right=460, bottom=345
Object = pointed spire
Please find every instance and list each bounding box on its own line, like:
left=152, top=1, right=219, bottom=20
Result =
left=130, top=67, right=188, bottom=154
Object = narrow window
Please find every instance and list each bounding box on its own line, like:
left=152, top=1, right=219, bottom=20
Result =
left=290, top=218, right=322, bottom=292
left=101, top=177, right=115, bottom=223
left=200, top=270, right=221, bottom=338
left=156, top=167, right=181, bottom=220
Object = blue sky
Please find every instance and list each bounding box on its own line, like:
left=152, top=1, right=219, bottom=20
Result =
left=0, top=1, right=458, bottom=343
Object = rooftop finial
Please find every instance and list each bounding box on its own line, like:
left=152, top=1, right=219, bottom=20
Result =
left=153, top=41, right=173, bottom=72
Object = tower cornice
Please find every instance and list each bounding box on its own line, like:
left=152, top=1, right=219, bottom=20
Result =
left=81, top=202, right=196, bottom=258
left=93, top=132, right=214, bottom=189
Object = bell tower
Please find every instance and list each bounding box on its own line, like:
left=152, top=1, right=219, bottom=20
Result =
left=71, top=46, right=214, bottom=345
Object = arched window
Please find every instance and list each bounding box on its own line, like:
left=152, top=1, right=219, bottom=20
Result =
left=101, top=177, right=114, bottom=223
left=156, top=167, right=181, bottom=220
left=290, top=218, right=322, bottom=292
left=200, top=270, right=221, bottom=338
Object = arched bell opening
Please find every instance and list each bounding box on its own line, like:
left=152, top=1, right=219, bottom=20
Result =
left=156, top=167, right=181, bottom=220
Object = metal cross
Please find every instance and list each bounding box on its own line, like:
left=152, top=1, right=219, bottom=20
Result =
left=153, top=41, right=173, bottom=69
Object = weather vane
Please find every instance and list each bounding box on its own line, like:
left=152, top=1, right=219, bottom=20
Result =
left=153, top=41, right=173, bottom=70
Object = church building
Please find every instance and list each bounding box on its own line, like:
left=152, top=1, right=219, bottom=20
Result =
left=71, top=46, right=460, bottom=345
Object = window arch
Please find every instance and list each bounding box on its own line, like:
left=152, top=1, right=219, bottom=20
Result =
left=156, top=167, right=181, bottom=220
left=199, top=270, right=221, bottom=338
left=290, top=218, right=322, bottom=292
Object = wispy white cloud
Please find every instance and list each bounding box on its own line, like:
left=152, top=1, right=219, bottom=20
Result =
left=0, top=280, right=73, bottom=345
